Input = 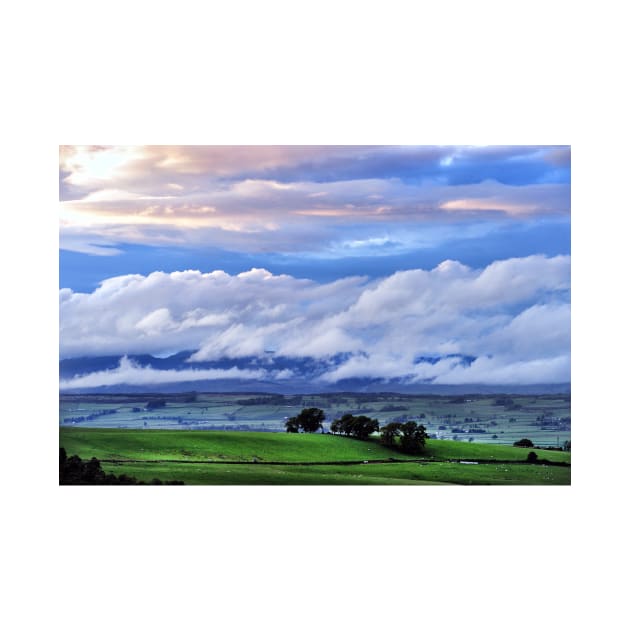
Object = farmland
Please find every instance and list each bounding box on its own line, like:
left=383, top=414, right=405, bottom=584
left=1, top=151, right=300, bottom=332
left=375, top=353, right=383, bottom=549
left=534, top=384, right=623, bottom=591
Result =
left=60, top=391, right=570, bottom=448
left=60, top=427, right=571, bottom=485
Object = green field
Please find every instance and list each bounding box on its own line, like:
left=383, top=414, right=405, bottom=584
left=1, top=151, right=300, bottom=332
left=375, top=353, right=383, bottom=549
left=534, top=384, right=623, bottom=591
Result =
left=60, top=427, right=571, bottom=485
left=60, top=392, right=570, bottom=448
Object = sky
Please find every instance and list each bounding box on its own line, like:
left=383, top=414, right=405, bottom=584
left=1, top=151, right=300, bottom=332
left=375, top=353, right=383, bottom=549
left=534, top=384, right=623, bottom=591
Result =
left=59, top=145, right=570, bottom=387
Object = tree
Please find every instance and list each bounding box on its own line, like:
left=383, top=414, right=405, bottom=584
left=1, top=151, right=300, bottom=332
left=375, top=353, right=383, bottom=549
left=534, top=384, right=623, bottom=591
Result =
left=285, top=417, right=300, bottom=433
left=399, top=421, right=429, bottom=454
left=329, top=414, right=379, bottom=439
left=380, top=420, right=428, bottom=454
left=513, top=438, right=534, bottom=448
left=353, top=416, right=380, bottom=439
left=526, top=451, right=539, bottom=463
left=330, top=417, right=343, bottom=434
left=285, top=408, right=325, bottom=433
left=380, top=421, right=402, bottom=447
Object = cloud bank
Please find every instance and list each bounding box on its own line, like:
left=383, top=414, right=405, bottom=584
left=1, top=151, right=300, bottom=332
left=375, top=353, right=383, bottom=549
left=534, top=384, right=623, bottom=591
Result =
left=60, top=255, right=570, bottom=386
left=59, top=356, right=267, bottom=389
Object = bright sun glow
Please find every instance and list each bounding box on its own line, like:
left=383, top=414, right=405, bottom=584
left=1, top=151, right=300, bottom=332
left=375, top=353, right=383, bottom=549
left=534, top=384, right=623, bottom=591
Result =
left=61, top=146, right=140, bottom=187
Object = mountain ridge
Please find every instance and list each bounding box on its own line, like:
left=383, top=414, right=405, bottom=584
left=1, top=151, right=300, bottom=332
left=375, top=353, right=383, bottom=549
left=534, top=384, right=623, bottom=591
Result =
left=59, top=352, right=570, bottom=395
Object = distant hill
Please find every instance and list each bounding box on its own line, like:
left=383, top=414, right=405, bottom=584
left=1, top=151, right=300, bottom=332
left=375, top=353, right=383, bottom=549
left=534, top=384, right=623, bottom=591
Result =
left=59, top=352, right=570, bottom=395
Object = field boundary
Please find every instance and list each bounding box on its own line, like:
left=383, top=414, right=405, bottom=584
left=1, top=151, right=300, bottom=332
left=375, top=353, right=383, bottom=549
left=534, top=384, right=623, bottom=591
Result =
left=101, top=457, right=570, bottom=467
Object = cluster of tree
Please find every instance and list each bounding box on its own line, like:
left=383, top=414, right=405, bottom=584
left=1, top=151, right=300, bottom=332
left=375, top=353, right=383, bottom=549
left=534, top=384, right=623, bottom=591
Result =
left=513, top=438, right=534, bottom=448
left=330, top=414, right=380, bottom=439
left=285, top=408, right=429, bottom=455
left=285, top=408, right=325, bottom=433
left=59, top=448, right=183, bottom=485
left=380, top=421, right=428, bottom=454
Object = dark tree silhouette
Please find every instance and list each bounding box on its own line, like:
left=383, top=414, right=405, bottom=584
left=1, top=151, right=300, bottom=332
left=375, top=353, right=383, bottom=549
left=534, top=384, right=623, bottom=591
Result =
left=285, top=408, right=325, bottom=433
left=380, top=420, right=428, bottom=454
left=514, top=438, right=534, bottom=448
left=329, top=414, right=379, bottom=439
left=399, top=421, right=429, bottom=454
left=285, top=417, right=300, bottom=433
left=59, top=448, right=183, bottom=485
left=380, top=421, right=403, bottom=447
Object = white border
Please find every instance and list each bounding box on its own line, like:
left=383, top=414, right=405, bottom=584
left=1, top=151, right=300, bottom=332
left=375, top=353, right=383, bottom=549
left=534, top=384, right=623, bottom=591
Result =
left=5, top=1, right=627, bottom=628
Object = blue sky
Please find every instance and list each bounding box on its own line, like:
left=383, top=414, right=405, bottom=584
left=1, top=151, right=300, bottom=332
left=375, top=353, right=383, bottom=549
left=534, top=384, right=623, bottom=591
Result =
left=60, top=216, right=570, bottom=292
left=59, top=145, right=570, bottom=386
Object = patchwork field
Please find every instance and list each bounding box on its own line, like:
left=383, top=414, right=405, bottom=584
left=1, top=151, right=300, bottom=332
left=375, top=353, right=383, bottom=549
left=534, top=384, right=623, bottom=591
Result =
left=60, top=427, right=571, bottom=485
left=60, top=392, right=570, bottom=448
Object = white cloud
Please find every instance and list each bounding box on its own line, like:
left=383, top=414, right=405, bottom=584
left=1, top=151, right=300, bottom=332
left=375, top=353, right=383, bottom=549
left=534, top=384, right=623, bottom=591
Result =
left=433, top=354, right=571, bottom=385
left=59, top=356, right=267, bottom=389
left=60, top=255, right=570, bottom=385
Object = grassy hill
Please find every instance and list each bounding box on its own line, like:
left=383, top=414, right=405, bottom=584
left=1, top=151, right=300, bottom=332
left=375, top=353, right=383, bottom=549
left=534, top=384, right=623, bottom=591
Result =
left=59, top=427, right=570, bottom=485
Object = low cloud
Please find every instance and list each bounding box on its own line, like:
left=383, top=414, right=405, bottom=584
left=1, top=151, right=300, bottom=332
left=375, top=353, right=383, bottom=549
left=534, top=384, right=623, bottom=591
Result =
left=59, top=356, right=267, bottom=389
left=433, top=354, right=571, bottom=385
left=60, top=255, right=570, bottom=385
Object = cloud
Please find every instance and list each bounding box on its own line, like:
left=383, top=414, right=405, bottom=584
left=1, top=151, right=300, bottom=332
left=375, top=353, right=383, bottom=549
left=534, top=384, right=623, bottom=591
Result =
left=60, top=177, right=570, bottom=257
left=59, top=146, right=440, bottom=192
left=59, top=146, right=570, bottom=257
left=59, top=356, right=267, bottom=390
left=433, top=354, right=571, bottom=385
left=59, top=268, right=370, bottom=359
left=60, top=255, right=570, bottom=385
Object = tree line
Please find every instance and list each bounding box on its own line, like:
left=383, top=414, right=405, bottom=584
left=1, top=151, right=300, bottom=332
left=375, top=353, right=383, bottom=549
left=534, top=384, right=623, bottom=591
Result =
left=285, top=408, right=428, bottom=454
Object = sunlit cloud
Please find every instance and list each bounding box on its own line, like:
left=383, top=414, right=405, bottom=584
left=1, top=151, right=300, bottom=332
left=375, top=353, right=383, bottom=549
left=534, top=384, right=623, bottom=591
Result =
left=441, top=198, right=538, bottom=213
left=60, top=157, right=570, bottom=256
left=292, top=209, right=360, bottom=217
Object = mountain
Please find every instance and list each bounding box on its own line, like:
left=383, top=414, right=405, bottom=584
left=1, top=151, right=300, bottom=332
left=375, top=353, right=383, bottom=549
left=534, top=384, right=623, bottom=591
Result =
left=59, top=352, right=570, bottom=395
